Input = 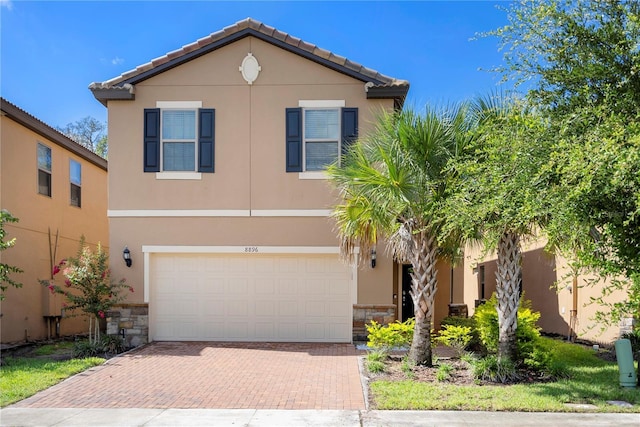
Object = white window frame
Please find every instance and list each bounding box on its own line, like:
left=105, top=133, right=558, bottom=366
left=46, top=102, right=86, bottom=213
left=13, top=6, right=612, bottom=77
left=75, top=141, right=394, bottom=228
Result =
left=298, top=100, right=345, bottom=179
left=155, top=101, right=202, bottom=180
left=69, top=159, right=81, bottom=207
left=37, top=142, right=52, bottom=197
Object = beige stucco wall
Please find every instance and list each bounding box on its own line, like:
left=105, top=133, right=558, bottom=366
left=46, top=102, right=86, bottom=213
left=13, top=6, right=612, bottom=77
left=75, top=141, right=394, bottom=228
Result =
left=0, top=116, right=108, bottom=343
left=460, top=239, right=630, bottom=344
left=107, top=38, right=392, bottom=211
left=105, top=35, right=421, bottom=317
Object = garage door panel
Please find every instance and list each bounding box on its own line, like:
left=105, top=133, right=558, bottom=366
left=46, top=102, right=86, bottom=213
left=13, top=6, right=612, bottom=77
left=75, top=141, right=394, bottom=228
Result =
left=201, top=299, right=226, bottom=314
left=275, top=257, right=297, bottom=273
left=305, top=323, right=326, bottom=339
left=203, top=257, right=226, bottom=273
left=255, top=257, right=276, bottom=274
left=278, top=300, right=298, bottom=316
left=151, top=253, right=352, bottom=342
left=305, top=258, right=327, bottom=274
left=226, top=257, right=249, bottom=272
left=304, top=301, right=326, bottom=316
left=277, top=278, right=298, bottom=295
left=329, top=323, right=351, bottom=340
left=255, top=323, right=275, bottom=339
left=201, top=324, right=226, bottom=340
left=255, top=300, right=276, bottom=316
left=227, top=322, right=249, bottom=339
left=256, top=278, right=275, bottom=295
left=304, top=278, right=326, bottom=295
left=227, top=278, right=249, bottom=294
left=226, top=300, right=249, bottom=316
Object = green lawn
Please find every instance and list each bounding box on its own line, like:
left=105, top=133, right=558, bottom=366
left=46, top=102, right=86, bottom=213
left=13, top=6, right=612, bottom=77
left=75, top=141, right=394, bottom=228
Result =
left=370, top=338, right=640, bottom=412
left=0, top=357, right=104, bottom=407
left=32, top=341, right=74, bottom=356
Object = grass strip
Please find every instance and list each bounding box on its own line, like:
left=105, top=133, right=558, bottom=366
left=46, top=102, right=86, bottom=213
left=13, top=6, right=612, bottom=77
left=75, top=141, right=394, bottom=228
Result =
left=0, top=357, right=104, bottom=407
left=370, top=338, right=640, bottom=412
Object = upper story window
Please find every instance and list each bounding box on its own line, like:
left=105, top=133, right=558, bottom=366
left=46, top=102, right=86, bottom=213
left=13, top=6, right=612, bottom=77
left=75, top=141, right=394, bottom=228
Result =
left=70, top=159, right=81, bottom=207
left=304, top=109, right=340, bottom=171
left=37, top=143, right=52, bottom=197
left=144, top=103, right=215, bottom=178
left=285, top=102, right=358, bottom=176
left=162, top=110, right=197, bottom=171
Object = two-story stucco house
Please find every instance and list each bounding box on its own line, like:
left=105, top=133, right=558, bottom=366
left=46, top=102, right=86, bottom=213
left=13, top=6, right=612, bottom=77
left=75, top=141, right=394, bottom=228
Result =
left=89, top=18, right=461, bottom=345
left=0, top=98, right=109, bottom=344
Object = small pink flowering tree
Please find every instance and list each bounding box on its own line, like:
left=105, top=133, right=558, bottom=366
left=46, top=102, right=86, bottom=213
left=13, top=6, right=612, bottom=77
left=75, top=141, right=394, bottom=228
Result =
left=41, top=239, right=131, bottom=345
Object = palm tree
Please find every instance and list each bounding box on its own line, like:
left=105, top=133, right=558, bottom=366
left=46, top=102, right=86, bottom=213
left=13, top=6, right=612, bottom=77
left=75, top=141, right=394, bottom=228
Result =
left=448, top=94, right=550, bottom=362
left=328, top=106, right=471, bottom=366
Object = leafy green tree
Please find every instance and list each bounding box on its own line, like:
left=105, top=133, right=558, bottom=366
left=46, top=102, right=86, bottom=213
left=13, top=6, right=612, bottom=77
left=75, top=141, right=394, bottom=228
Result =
left=41, top=239, right=130, bottom=344
left=57, top=116, right=107, bottom=158
left=328, top=106, right=471, bottom=366
left=95, top=135, right=108, bottom=159
left=491, top=0, right=640, bottom=118
left=0, top=210, right=23, bottom=300
left=489, top=0, right=640, bottom=326
left=445, top=95, right=550, bottom=362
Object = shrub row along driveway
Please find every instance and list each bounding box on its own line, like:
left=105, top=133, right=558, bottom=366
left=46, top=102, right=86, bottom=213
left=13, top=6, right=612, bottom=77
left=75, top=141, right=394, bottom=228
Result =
left=12, top=342, right=365, bottom=410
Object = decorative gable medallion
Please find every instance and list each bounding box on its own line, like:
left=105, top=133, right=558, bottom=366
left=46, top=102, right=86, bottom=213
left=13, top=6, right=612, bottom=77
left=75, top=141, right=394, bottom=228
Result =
left=239, top=53, right=261, bottom=85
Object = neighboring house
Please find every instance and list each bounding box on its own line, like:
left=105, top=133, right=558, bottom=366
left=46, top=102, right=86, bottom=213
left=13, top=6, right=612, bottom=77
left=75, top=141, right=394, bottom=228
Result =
left=459, top=241, right=631, bottom=344
left=0, top=98, right=108, bottom=344
left=89, top=18, right=462, bottom=345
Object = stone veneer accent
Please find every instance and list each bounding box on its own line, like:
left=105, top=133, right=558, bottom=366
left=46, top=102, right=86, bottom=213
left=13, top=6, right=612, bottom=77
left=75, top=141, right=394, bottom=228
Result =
left=106, top=304, right=149, bottom=348
left=106, top=303, right=402, bottom=345
left=353, top=304, right=397, bottom=342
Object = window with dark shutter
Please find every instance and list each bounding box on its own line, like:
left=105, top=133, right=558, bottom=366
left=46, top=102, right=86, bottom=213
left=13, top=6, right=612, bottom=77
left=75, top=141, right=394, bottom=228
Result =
left=143, top=109, right=160, bottom=172
left=285, top=106, right=358, bottom=172
left=198, top=109, right=215, bottom=173
left=341, top=107, right=358, bottom=155
left=144, top=107, right=215, bottom=174
left=286, top=108, right=302, bottom=172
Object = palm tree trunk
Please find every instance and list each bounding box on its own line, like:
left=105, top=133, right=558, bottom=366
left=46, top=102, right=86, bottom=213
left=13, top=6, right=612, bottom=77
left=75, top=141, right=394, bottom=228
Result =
left=495, top=231, right=522, bottom=362
left=408, top=230, right=438, bottom=366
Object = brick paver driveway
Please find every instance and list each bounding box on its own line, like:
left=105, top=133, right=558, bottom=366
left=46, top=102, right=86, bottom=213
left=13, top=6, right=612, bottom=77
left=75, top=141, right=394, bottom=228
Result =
left=13, top=342, right=365, bottom=410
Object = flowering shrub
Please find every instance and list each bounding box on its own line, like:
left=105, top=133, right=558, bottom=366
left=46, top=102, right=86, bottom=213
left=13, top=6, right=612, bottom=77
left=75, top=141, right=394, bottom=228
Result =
left=40, top=239, right=130, bottom=345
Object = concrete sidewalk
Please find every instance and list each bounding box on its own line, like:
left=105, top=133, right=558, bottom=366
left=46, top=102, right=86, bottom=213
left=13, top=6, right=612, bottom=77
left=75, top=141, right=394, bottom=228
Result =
left=1, top=408, right=639, bottom=426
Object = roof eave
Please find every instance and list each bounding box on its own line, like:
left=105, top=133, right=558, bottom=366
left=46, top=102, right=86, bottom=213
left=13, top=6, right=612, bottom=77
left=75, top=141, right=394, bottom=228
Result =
left=366, top=85, right=410, bottom=110
left=89, top=84, right=136, bottom=106
left=0, top=98, right=108, bottom=171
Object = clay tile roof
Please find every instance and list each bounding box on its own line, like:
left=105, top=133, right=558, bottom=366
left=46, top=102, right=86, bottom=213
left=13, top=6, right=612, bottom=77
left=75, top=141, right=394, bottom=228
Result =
left=89, top=18, right=408, bottom=103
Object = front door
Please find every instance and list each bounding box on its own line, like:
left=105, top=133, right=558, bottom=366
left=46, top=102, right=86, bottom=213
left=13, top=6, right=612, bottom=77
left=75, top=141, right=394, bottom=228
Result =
left=401, top=264, right=415, bottom=322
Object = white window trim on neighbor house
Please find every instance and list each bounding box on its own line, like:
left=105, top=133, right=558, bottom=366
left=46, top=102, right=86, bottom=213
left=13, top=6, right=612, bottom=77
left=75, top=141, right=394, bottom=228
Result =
left=155, top=101, right=202, bottom=180
left=141, top=245, right=359, bottom=304
left=298, top=100, right=345, bottom=180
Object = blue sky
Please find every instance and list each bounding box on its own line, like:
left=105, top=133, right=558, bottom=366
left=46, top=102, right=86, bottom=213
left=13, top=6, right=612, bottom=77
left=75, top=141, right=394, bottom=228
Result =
left=1, top=0, right=512, bottom=128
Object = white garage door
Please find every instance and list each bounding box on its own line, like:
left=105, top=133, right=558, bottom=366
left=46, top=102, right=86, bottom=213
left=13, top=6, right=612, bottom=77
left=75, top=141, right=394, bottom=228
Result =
left=149, top=253, right=353, bottom=342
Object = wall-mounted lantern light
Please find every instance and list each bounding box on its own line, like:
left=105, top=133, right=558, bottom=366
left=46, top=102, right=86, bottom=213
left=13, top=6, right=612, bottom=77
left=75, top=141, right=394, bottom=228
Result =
left=123, top=247, right=132, bottom=268
left=371, top=248, right=377, bottom=269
